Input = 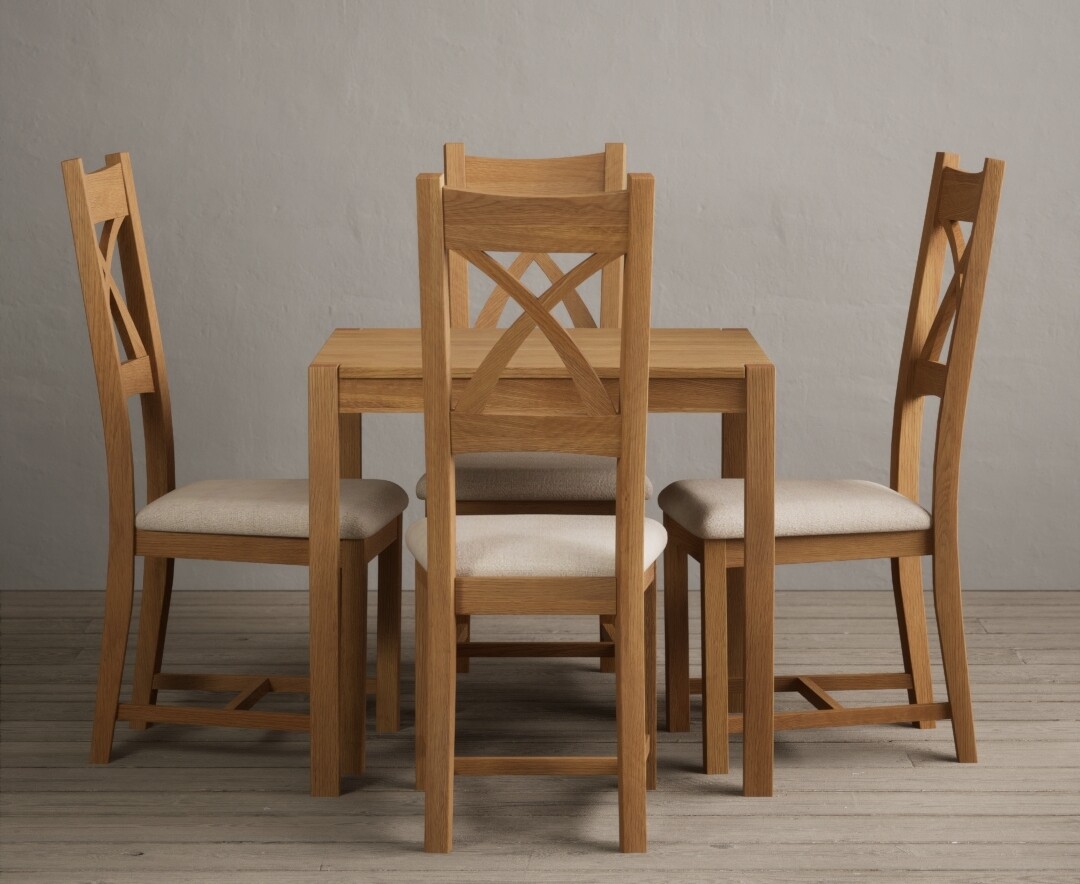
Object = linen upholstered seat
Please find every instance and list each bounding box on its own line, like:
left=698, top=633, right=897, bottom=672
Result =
left=137, top=478, right=409, bottom=539
left=406, top=514, right=667, bottom=578
left=658, top=479, right=930, bottom=540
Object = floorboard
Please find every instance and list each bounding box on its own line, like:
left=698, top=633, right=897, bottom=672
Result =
left=1, top=589, right=1078, bottom=881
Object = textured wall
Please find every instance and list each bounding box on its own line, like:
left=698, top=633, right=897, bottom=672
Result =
left=2, top=0, right=1078, bottom=590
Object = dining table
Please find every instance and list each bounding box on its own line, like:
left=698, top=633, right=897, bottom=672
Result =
left=306, top=326, right=775, bottom=798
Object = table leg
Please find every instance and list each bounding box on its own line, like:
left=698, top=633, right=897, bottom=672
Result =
left=339, top=414, right=362, bottom=478
left=309, top=364, right=342, bottom=797
left=339, top=541, right=366, bottom=776
left=742, top=363, right=775, bottom=798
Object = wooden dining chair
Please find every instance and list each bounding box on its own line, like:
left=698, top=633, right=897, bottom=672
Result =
left=62, top=152, right=409, bottom=782
left=660, top=152, right=1004, bottom=776
left=416, top=144, right=651, bottom=674
left=411, top=172, right=660, bottom=852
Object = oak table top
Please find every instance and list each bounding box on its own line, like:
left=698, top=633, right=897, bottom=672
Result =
left=312, top=327, right=771, bottom=379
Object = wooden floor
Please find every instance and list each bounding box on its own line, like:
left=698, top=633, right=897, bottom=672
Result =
left=1, top=588, right=1078, bottom=882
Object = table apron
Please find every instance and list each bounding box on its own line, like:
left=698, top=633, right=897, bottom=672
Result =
left=338, top=376, right=747, bottom=414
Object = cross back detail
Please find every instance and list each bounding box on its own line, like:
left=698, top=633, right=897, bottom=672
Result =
left=96, top=212, right=149, bottom=365
left=420, top=176, right=653, bottom=460
left=919, top=216, right=968, bottom=366
left=454, top=249, right=621, bottom=416
left=64, top=153, right=167, bottom=408
left=915, top=162, right=998, bottom=378
left=890, top=153, right=1004, bottom=505
left=444, top=143, right=627, bottom=332
left=473, top=250, right=599, bottom=330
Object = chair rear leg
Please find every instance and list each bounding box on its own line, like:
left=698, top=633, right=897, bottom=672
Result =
left=423, top=564, right=457, bottom=852
left=376, top=515, right=403, bottom=732
left=891, top=555, right=936, bottom=728
left=701, top=542, right=729, bottom=775
left=663, top=518, right=690, bottom=732
left=128, top=556, right=174, bottom=730
left=933, top=541, right=977, bottom=762
left=90, top=540, right=136, bottom=764
left=615, top=574, right=647, bottom=853
left=645, top=576, right=658, bottom=790
left=414, top=564, right=427, bottom=791
left=340, top=542, right=367, bottom=776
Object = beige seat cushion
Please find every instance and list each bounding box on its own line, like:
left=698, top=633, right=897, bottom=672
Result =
left=406, top=514, right=668, bottom=578
left=658, top=479, right=931, bottom=540
left=136, top=479, right=409, bottom=540
left=415, top=453, right=653, bottom=502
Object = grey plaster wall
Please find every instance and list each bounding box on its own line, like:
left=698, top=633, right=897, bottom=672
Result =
left=2, top=0, right=1077, bottom=590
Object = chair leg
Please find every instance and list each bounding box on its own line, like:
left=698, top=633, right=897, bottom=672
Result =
left=423, top=565, right=457, bottom=852
left=128, top=555, right=174, bottom=730
left=663, top=520, right=690, bottom=732
left=90, top=539, right=136, bottom=764
left=599, top=614, right=616, bottom=673
left=340, top=543, right=367, bottom=776
left=701, top=542, right=729, bottom=775
left=726, top=567, right=745, bottom=715
left=615, top=573, right=648, bottom=853
left=414, top=564, right=427, bottom=791
left=933, top=541, right=977, bottom=762
left=375, top=515, right=403, bottom=733
left=455, top=614, right=471, bottom=674
left=891, top=555, right=936, bottom=728
left=645, top=576, right=658, bottom=790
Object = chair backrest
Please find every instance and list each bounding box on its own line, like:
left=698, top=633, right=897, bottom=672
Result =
left=62, top=153, right=176, bottom=530
left=416, top=172, right=654, bottom=572
left=890, top=152, right=1005, bottom=523
left=444, top=143, right=627, bottom=329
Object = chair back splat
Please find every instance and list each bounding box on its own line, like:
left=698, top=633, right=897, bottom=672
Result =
left=417, top=174, right=655, bottom=543
left=891, top=153, right=1006, bottom=522
left=62, top=153, right=177, bottom=523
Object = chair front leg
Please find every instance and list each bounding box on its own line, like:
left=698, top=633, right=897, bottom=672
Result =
left=600, top=613, right=617, bottom=673
left=662, top=519, right=690, bottom=732
left=891, top=554, right=936, bottom=728
left=375, top=515, right=403, bottom=732
left=726, top=567, right=745, bottom=715
left=128, top=555, right=174, bottom=730
left=701, top=541, right=729, bottom=775
left=340, top=542, right=367, bottom=776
